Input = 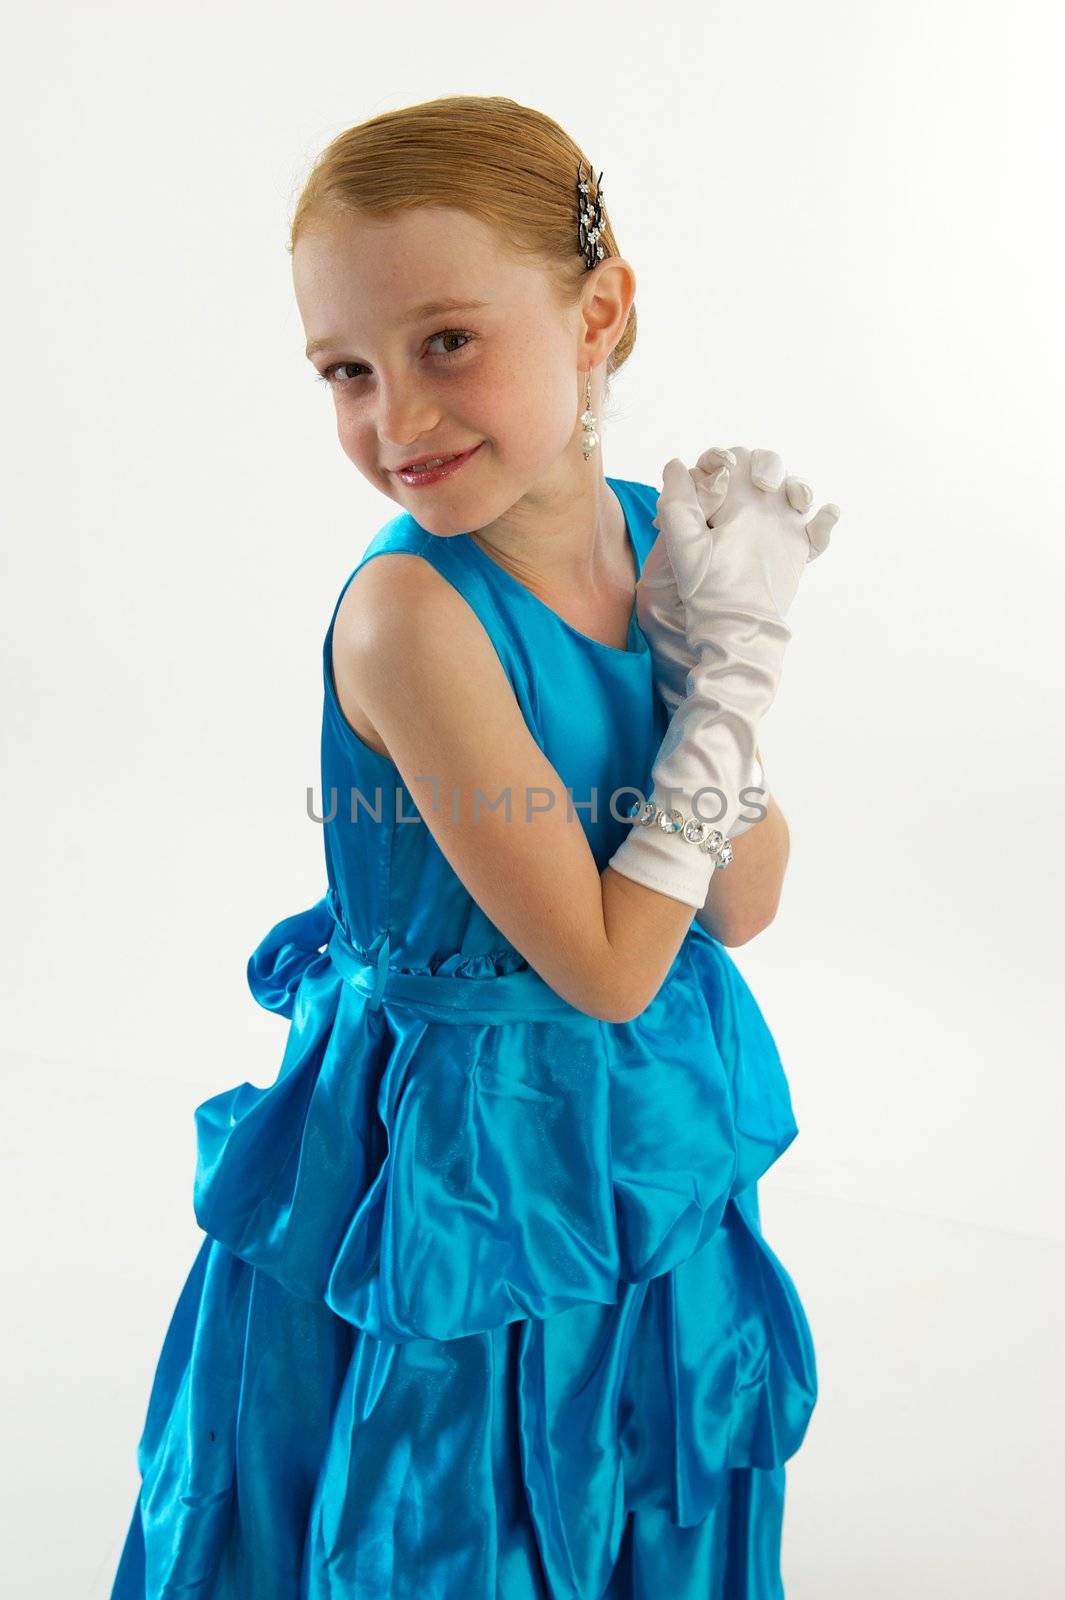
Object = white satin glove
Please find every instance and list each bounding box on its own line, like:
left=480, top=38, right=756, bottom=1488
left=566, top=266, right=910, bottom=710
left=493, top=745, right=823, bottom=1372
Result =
left=608, top=445, right=839, bottom=909
left=639, top=445, right=839, bottom=709
left=635, top=446, right=837, bottom=911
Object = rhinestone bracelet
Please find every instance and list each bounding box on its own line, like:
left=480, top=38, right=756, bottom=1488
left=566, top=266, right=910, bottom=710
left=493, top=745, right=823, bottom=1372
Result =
left=625, top=799, right=734, bottom=869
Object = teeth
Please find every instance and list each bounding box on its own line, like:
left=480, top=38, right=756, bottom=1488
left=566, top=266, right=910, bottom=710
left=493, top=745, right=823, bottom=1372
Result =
left=408, top=455, right=454, bottom=473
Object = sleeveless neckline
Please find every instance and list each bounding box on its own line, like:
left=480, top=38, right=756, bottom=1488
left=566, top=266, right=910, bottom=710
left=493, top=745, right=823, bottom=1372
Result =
left=458, top=477, right=647, bottom=659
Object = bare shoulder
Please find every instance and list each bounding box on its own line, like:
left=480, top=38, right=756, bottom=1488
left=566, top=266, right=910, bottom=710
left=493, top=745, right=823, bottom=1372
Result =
left=331, top=548, right=491, bottom=761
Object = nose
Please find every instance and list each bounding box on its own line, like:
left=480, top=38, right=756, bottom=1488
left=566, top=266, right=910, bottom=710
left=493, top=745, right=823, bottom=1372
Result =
left=374, top=377, right=442, bottom=457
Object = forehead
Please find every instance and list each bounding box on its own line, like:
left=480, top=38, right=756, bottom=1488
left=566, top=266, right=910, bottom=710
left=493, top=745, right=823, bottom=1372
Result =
left=292, top=205, right=528, bottom=314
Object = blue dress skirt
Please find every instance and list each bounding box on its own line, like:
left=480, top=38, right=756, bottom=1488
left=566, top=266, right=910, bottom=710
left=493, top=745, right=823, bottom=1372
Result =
left=110, top=476, right=818, bottom=1598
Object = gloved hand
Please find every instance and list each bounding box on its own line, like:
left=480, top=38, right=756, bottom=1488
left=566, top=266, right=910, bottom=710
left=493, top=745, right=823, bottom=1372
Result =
left=636, top=445, right=839, bottom=825
left=608, top=446, right=839, bottom=909
left=639, top=445, right=839, bottom=713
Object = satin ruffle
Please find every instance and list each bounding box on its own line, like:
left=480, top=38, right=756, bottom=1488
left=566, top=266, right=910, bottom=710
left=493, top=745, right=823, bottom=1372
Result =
left=192, top=900, right=809, bottom=1353
left=114, top=899, right=817, bottom=1599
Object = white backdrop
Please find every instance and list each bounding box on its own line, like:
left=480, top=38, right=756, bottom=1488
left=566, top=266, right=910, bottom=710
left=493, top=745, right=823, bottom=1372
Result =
left=3, top=2, right=1063, bottom=1595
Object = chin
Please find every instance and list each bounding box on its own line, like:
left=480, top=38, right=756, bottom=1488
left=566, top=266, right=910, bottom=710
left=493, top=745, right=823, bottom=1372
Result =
left=397, top=500, right=475, bottom=538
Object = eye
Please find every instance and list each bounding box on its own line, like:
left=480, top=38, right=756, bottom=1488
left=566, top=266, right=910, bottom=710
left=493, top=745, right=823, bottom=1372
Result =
left=315, top=328, right=476, bottom=387
left=316, top=361, right=361, bottom=386
left=428, top=328, right=474, bottom=360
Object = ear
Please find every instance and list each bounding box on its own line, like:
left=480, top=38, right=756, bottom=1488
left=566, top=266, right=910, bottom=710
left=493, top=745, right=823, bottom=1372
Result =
left=578, top=256, right=636, bottom=368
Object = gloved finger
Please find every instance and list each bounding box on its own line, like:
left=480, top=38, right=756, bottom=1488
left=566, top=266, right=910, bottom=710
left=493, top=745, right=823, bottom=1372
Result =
left=785, top=476, right=814, bottom=513
left=693, top=445, right=737, bottom=475
left=691, top=463, right=730, bottom=520
left=750, top=448, right=785, bottom=492
left=637, top=535, right=688, bottom=635
left=658, top=458, right=715, bottom=594
left=640, top=524, right=678, bottom=591
left=658, top=459, right=705, bottom=528
left=804, top=502, right=841, bottom=560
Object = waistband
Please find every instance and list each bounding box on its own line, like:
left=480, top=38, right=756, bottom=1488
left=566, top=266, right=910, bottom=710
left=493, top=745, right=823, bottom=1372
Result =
left=248, top=891, right=690, bottom=1027
left=326, top=924, right=582, bottom=1024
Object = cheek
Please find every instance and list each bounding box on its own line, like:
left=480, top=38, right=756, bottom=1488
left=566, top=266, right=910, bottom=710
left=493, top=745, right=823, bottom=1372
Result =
left=333, top=404, right=374, bottom=468
left=481, top=365, right=575, bottom=460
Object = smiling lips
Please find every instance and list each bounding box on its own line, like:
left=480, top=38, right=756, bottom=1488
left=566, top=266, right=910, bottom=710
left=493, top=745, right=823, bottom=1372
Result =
left=396, top=444, right=478, bottom=470
left=399, top=451, right=464, bottom=472
left=393, top=443, right=484, bottom=486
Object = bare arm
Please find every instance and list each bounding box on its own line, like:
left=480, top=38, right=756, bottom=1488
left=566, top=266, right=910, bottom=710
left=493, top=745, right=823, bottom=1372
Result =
left=695, top=779, right=790, bottom=946
left=336, top=552, right=700, bottom=1024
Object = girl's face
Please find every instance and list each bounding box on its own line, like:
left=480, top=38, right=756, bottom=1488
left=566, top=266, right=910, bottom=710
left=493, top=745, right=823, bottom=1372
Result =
left=292, top=206, right=612, bottom=537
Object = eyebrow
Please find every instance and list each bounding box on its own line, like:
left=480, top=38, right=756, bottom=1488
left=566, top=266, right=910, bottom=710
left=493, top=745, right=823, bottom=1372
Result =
left=305, top=298, right=490, bottom=358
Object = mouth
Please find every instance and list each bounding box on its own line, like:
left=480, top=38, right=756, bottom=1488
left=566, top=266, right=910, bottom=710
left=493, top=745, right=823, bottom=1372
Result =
left=392, top=442, right=484, bottom=487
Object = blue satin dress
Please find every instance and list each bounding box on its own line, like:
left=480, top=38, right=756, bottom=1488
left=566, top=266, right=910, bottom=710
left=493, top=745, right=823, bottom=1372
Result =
left=110, top=475, right=818, bottom=1599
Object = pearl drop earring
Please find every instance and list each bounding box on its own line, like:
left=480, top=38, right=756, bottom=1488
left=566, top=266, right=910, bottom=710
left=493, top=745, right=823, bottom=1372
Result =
left=579, top=371, right=599, bottom=460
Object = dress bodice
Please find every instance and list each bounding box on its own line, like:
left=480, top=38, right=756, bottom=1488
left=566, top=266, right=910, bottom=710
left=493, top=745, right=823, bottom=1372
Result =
left=318, top=476, right=670, bottom=980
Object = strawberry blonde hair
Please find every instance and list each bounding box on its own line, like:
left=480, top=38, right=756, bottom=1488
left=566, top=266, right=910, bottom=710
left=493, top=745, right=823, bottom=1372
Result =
left=286, top=94, right=637, bottom=402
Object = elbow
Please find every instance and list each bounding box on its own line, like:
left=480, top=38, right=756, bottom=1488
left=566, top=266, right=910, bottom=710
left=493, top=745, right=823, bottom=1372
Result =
left=599, top=992, right=645, bottom=1026
left=599, top=963, right=679, bottom=1024
left=594, top=975, right=655, bottom=1026
left=717, top=902, right=779, bottom=947
left=562, top=973, right=639, bottom=1025
left=609, top=998, right=646, bottom=1025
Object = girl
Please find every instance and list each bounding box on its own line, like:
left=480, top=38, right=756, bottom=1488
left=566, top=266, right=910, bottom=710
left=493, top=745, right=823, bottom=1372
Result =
left=111, top=94, right=837, bottom=1599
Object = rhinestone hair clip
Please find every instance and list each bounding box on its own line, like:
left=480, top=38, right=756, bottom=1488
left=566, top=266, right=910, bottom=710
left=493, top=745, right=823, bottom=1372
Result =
left=624, top=799, right=735, bottom=870
left=576, top=159, right=606, bottom=270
